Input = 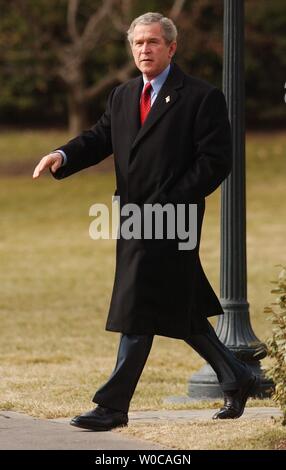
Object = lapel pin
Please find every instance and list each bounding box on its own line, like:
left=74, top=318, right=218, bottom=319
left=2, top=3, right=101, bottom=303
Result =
left=165, top=95, right=170, bottom=103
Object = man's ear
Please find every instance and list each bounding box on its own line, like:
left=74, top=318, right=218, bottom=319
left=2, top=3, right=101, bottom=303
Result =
left=169, top=41, right=177, bottom=58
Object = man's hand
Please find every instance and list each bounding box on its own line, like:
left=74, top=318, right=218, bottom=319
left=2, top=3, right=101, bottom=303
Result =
left=32, top=152, right=63, bottom=179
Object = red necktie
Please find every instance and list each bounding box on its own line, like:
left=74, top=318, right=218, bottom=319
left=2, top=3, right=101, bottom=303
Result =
left=140, top=82, right=152, bottom=125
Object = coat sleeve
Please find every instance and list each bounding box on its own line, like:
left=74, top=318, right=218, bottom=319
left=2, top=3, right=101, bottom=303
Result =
left=51, top=87, right=116, bottom=180
left=161, top=88, right=232, bottom=203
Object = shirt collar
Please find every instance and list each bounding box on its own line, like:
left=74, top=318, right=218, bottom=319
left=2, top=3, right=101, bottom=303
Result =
left=142, top=64, right=171, bottom=94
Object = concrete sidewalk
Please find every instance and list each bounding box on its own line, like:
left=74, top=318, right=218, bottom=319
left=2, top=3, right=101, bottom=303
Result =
left=0, top=407, right=282, bottom=450
left=0, top=411, right=166, bottom=450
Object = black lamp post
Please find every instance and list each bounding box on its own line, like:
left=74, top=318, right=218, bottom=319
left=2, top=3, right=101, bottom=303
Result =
left=187, top=0, right=273, bottom=399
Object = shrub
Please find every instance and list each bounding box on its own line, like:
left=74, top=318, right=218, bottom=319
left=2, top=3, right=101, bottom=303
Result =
left=264, top=265, right=286, bottom=425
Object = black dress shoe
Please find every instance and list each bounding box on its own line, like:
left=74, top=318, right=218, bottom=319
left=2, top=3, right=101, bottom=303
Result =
left=212, top=374, right=258, bottom=420
left=70, top=405, right=128, bottom=431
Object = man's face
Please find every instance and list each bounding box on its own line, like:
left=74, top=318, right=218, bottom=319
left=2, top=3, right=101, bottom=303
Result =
left=131, top=22, right=177, bottom=80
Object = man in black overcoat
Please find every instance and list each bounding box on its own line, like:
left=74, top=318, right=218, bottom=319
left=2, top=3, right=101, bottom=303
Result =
left=33, top=12, right=257, bottom=430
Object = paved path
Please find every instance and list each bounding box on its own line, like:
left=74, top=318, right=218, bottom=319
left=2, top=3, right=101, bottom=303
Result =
left=0, top=411, right=166, bottom=450
left=0, top=408, right=282, bottom=450
left=128, top=407, right=282, bottom=422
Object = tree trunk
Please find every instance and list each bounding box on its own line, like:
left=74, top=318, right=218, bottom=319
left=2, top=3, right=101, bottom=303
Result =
left=67, top=90, right=89, bottom=135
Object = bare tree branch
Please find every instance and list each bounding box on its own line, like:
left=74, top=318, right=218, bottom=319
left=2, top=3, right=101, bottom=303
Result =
left=83, top=60, right=136, bottom=102
left=169, top=0, right=187, bottom=19
left=121, top=0, right=132, bottom=18
left=67, top=0, right=80, bottom=42
left=80, top=0, right=116, bottom=51
left=110, top=13, right=128, bottom=34
left=110, top=0, right=132, bottom=34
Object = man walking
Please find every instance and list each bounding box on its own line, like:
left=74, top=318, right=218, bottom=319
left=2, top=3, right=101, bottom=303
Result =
left=33, top=12, right=257, bottom=431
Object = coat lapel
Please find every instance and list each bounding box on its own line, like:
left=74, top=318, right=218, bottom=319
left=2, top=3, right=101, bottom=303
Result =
left=131, top=63, right=184, bottom=151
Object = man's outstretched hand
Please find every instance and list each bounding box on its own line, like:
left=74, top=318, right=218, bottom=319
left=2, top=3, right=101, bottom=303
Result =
left=33, top=152, right=63, bottom=179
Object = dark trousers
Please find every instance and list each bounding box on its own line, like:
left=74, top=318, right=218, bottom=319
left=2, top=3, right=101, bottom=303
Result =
left=93, top=321, right=250, bottom=413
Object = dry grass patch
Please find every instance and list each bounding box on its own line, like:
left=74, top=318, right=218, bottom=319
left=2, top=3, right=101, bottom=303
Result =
left=116, top=418, right=286, bottom=450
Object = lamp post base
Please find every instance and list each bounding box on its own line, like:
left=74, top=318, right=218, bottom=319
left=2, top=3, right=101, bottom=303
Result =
left=187, top=362, right=273, bottom=400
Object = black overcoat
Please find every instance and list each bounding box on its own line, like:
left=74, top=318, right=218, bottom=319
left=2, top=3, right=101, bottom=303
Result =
left=52, top=63, right=232, bottom=339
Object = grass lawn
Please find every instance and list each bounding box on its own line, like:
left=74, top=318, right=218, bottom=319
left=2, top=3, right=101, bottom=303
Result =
left=116, top=417, right=286, bottom=450
left=0, top=129, right=285, bottom=449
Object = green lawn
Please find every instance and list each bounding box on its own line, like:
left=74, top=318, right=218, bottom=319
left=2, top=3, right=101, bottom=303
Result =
left=0, top=129, right=71, bottom=166
left=0, top=129, right=285, bottom=448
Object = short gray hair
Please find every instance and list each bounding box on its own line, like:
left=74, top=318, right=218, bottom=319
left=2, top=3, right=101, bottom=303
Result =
left=127, top=12, right=177, bottom=45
